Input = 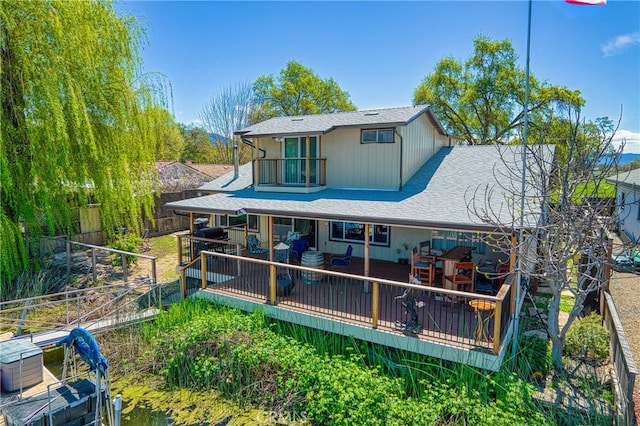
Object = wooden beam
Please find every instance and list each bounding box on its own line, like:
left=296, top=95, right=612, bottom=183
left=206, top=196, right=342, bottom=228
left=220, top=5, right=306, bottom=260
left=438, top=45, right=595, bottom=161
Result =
left=305, top=136, right=310, bottom=187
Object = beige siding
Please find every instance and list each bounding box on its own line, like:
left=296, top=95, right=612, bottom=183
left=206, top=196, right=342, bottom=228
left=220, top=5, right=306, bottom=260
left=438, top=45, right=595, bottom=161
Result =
left=324, top=129, right=401, bottom=189
left=400, top=115, right=447, bottom=185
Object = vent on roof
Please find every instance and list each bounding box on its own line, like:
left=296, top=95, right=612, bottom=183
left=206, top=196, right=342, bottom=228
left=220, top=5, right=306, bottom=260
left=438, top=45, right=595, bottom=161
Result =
left=291, top=118, right=304, bottom=121
left=364, top=112, right=379, bottom=116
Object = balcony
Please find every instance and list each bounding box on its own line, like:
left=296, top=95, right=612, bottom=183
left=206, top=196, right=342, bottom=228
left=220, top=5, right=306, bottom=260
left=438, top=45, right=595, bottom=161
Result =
left=176, top=235, right=516, bottom=371
left=255, top=158, right=326, bottom=192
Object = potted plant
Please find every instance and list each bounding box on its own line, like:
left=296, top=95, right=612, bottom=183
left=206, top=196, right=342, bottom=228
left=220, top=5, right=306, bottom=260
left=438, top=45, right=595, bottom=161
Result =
left=396, top=243, right=410, bottom=264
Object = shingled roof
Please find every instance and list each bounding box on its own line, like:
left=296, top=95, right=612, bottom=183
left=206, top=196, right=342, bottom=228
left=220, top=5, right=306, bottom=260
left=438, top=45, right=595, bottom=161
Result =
left=235, top=105, right=447, bottom=138
left=167, top=144, right=554, bottom=232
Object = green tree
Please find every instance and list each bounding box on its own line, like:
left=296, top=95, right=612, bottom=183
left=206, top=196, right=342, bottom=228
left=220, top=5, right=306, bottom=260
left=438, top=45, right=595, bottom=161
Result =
left=253, top=60, right=356, bottom=119
left=180, top=125, right=217, bottom=164
left=1, top=0, right=166, bottom=284
left=413, top=35, right=584, bottom=145
left=148, top=107, right=184, bottom=161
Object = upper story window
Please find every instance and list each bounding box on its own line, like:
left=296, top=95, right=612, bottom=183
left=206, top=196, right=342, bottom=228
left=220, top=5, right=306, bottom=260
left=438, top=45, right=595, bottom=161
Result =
left=361, top=128, right=394, bottom=144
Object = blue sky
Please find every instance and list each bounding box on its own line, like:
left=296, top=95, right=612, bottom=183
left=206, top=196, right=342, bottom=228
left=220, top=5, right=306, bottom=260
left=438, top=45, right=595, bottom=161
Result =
left=120, top=0, right=640, bottom=151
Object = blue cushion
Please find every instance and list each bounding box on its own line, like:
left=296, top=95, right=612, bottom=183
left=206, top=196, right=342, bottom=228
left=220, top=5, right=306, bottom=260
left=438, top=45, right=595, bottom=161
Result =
left=414, top=261, right=431, bottom=267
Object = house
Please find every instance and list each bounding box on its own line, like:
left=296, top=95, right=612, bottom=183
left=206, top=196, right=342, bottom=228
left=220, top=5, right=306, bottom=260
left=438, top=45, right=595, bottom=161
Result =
left=606, top=168, right=640, bottom=245
left=165, top=106, right=553, bottom=370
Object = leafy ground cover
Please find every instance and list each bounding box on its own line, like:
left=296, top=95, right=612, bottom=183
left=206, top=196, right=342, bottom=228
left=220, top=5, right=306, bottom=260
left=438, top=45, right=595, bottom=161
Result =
left=102, top=298, right=600, bottom=425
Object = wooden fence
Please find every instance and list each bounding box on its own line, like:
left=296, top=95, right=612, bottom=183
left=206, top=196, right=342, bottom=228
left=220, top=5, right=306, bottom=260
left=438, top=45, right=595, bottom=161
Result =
left=602, top=291, right=637, bottom=426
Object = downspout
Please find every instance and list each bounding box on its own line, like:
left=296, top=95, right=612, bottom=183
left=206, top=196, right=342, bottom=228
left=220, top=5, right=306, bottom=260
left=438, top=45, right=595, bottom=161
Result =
left=241, top=138, right=266, bottom=158
left=394, top=128, right=403, bottom=190
left=233, top=144, right=239, bottom=178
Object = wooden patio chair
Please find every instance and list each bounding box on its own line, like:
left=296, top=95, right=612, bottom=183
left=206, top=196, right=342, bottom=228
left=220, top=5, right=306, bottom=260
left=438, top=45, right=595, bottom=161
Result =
left=444, top=261, right=475, bottom=293
left=411, top=247, right=435, bottom=286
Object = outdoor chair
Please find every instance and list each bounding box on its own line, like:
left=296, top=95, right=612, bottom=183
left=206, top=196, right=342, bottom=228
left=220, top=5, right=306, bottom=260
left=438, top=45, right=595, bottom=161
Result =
left=246, top=235, right=268, bottom=259
left=444, top=261, right=475, bottom=294
left=419, top=240, right=443, bottom=275
left=411, top=247, right=435, bottom=286
left=330, top=245, right=353, bottom=270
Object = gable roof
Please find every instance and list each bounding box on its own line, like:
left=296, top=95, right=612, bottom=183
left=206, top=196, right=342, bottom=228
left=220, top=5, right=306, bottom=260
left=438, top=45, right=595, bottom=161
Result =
left=197, top=162, right=253, bottom=192
left=167, top=145, right=554, bottom=232
left=605, top=168, right=640, bottom=190
left=188, top=163, right=234, bottom=179
left=156, top=161, right=214, bottom=192
left=235, top=105, right=447, bottom=138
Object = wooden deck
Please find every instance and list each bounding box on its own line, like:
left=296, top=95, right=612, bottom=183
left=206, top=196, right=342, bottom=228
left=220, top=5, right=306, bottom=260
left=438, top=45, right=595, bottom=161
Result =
left=183, top=252, right=514, bottom=369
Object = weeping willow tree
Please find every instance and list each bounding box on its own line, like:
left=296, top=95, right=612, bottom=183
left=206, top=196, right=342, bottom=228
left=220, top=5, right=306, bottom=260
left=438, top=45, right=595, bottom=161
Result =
left=1, top=0, right=167, bottom=285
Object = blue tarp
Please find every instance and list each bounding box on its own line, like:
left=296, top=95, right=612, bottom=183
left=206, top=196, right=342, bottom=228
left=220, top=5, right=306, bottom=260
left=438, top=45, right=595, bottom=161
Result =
left=56, top=327, right=108, bottom=375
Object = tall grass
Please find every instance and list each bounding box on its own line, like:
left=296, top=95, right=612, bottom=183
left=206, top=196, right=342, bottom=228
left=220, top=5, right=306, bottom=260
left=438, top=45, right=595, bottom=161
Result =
left=124, top=298, right=555, bottom=425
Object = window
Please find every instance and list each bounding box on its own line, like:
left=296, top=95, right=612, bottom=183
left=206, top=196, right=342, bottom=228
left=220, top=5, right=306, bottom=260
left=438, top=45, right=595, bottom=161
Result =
left=330, top=221, right=390, bottom=246
left=361, top=128, right=394, bottom=144
left=219, top=214, right=259, bottom=232
left=431, top=230, right=487, bottom=254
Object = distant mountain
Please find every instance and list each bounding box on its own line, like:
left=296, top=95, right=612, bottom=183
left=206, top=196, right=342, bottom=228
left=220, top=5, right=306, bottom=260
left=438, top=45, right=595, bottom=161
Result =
left=617, top=153, right=640, bottom=166
left=599, top=153, right=640, bottom=166
left=208, top=133, right=230, bottom=145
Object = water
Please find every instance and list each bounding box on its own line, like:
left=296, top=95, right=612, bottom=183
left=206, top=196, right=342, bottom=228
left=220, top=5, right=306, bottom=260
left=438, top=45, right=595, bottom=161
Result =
left=43, top=347, right=185, bottom=425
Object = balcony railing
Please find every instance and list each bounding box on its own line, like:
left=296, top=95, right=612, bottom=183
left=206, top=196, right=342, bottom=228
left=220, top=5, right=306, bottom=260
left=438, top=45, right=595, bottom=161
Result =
left=177, top=225, right=247, bottom=266
left=182, top=250, right=515, bottom=356
left=255, top=158, right=326, bottom=187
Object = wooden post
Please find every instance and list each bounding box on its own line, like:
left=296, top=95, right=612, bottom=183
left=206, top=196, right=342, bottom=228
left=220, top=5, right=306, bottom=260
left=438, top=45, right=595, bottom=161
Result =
left=121, top=253, right=128, bottom=282
left=177, top=234, right=183, bottom=266
left=255, top=138, right=260, bottom=186
left=493, top=299, right=502, bottom=354
left=371, top=280, right=379, bottom=328
left=268, top=216, right=274, bottom=260
left=201, top=252, right=207, bottom=289
left=66, top=241, right=71, bottom=277
left=92, top=248, right=97, bottom=283
left=364, top=223, right=370, bottom=293
left=269, top=263, right=277, bottom=304
left=151, top=258, right=157, bottom=285
left=189, top=212, right=195, bottom=234
left=305, top=136, right=310, bottom=187
left=181, top=267, right=187, bottom=299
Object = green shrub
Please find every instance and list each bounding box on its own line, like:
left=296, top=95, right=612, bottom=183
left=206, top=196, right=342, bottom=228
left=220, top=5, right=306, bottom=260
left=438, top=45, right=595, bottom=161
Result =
left=135, top=299, right=553, bottom=425
left=515, top=333, right=551, bottom=380
left=109, top=233, right=142, bottom=266
left=564, top=313, right=610, bottom=362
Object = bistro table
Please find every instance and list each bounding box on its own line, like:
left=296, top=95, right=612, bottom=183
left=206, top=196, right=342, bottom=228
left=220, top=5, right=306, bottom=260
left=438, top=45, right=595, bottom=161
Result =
left=438, top=246, right=476, bottom=288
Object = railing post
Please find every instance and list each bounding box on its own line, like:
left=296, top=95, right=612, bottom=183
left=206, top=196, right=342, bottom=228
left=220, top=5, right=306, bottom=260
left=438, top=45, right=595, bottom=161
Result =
left=371, top=281, right=379, bottom=329
left=493, top=298, right=502, bottom=354
left=177, top=234, right=183, bottom=266
left=150, top=258, right=157, bottom=286
left=121, top=253, right=128, bottom=283
left=181, top=267, right=187, bottom=300
left=269, top=263, right=277, bottom=305
left=201, top=252, right=207, bottom=289
left=236, top=243, right=242, bottom=277
left=92, top=248, right=97, bottom=283
left=66, top=241, right=71, bottom=277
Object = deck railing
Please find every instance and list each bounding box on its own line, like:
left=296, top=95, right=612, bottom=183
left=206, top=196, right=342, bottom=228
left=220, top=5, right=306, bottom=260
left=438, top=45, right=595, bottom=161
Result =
left=177, top=225, right=247, bottom=266
left=186, top=250, right=513, bottom=354
left=0, top=278, right=162, bottom=346
left=255, top=158, right=327, bottom=187
left=603, top=291, right=637, bottom=425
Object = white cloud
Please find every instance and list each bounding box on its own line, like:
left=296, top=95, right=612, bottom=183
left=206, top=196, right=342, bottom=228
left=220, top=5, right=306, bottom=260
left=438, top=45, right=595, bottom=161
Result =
left=601, top=32, right=640, bottom=57
left=611, top=129, right=640, bottom=154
